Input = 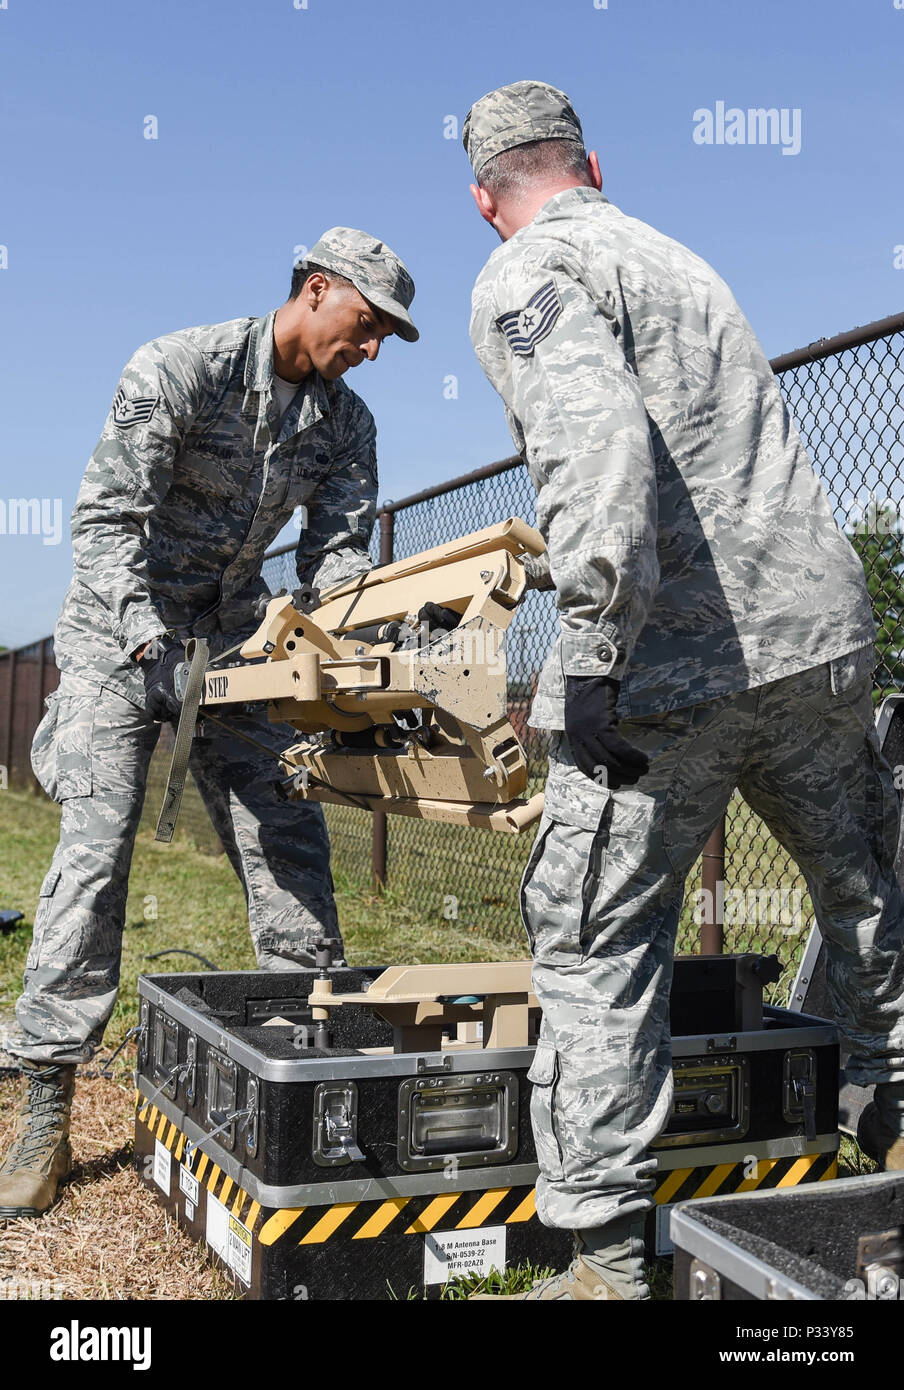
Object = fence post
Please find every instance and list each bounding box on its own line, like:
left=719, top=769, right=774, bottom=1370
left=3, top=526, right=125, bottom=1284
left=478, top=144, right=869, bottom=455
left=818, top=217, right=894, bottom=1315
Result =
left=2, top=649, right=16, bottom=786
left=700, top=817, right=725, bottom=954
left=32, top=639, right=47, bottom=793
left=371, top=507, right=394, bottom=892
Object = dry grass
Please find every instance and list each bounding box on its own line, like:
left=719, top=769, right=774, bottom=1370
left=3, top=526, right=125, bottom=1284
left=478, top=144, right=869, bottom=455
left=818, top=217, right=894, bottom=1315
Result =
left=0, top=790, right=878, bottom=1302
left=0, top=1066, right=237, bottom=1301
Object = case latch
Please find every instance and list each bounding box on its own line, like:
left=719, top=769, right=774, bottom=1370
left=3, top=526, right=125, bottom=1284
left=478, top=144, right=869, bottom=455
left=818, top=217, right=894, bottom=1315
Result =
left=783, top=1049, right=817, bottom=1140
left=313, top=1083, right=364, bottom=1166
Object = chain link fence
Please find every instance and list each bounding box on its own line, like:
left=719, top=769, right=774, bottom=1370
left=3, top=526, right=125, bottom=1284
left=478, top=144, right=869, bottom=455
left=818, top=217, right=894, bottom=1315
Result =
left=265, top=311, right=904, bottom=996
left=722, top=313, right=904, bottom=998
left=2, top=311, right=902, bottom=995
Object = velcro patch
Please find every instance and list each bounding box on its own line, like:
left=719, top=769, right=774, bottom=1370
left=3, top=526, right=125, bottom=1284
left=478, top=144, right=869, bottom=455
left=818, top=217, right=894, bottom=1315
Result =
left=496, top=280, right=563, bottom=356
left=112, top=387, right=160, bottom=430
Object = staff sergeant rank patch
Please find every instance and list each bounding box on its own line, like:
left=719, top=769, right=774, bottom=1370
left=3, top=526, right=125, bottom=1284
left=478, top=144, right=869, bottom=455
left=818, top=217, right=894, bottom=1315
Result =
left=112, top=387, right=160, bottom=430
left=496, top=280, right=563, bottom=356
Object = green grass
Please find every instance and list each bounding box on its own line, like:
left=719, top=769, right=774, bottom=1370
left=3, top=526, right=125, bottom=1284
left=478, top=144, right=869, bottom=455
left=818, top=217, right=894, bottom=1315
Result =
left=0, top=788, right=525, bottom=1054
left=385, top=1261, right=557, bottom=1300
left=0, top=775, right=828, bottom=1052
left=0, top=786, right=881, bottom=1302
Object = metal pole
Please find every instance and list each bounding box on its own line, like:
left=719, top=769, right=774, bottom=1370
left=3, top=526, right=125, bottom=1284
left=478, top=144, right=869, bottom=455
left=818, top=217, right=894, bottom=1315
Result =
left=371, top=507, right=394, bottom=892
left=32, top=639, right=47, bottom=794
left=700, top=818, right=725, bottom=954
left=2, top=649, right=16, bottom=787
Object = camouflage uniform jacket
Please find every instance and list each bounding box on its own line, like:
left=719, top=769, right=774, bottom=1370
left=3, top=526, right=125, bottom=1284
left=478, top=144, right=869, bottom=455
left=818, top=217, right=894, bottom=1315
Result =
left=53, top=309, right=377, bottom=702
left=469, top=187, right=875, bottom=728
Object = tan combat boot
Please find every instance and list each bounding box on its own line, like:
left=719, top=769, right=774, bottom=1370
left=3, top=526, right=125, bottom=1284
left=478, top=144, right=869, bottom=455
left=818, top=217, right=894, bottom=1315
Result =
left=0, top=1060, right=76, bottom=1218
left=857, top=1101, right=904, bottom=1171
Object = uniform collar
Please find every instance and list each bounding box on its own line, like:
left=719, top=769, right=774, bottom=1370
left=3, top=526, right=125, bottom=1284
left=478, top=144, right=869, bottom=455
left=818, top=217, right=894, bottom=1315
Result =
left=279, top=372, right=333, bottom=439
left=530, top=185, right=608, bottom=225
left=244, top=310, right=278, bottom=391
left=243, top=309, right=333, bottom=434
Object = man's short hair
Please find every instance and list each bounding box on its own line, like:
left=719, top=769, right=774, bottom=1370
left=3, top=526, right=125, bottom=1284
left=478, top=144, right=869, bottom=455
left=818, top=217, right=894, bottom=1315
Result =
left=479, top=138, right=591, bottom=201
left=289, top=261, right=356, bottom=300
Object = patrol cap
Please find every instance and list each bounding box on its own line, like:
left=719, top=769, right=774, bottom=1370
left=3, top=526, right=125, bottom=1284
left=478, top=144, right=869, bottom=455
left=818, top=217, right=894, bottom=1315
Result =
left=302, top=227, right=418, bottom=342
left=463, top=80, right=584, bottom=181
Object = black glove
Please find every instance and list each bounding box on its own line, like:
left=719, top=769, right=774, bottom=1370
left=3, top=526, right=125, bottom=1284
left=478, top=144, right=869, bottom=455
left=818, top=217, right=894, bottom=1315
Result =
left=564, top=674, right=649, bottom=790
left=418, top=602, right=460, bottom=635
left=138, top=635, right=184, bottom=722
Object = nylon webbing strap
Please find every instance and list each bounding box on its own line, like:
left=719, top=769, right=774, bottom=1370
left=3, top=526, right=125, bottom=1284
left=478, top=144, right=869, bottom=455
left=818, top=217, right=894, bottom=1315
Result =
left=155, top=638, right=210, bottom=843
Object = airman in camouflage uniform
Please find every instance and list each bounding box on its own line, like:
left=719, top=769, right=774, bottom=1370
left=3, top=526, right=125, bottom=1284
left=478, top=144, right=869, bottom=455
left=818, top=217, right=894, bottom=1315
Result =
left=0, top=228, right=418, bottom=1220
left=463, top=81, right=904, bottom=1300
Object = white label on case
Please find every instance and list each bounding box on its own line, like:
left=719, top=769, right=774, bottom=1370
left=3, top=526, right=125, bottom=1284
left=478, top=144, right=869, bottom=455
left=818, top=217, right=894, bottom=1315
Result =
left=423, top=1225, right=506, bottom=1285
left=206, top=1191, right=230, bottom=1261
left=179, top=1163, right=199, bottom=1205
left=227, top=1215, right=253, bottom=1285
left=153, top=1139, right=171, bottom=1196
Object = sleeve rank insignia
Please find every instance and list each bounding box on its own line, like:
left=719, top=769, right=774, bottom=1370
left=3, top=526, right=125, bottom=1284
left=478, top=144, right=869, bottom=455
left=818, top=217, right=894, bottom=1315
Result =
left=496, top=280, right=563, bottom=356
left=112, top=387, right=160, bottom=430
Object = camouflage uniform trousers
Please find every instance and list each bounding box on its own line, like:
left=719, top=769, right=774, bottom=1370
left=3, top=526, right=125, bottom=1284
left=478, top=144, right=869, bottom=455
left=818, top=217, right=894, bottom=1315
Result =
left=523, top=645, right=904, bottom=1232
left=10, top=671, right=342, bottom=1065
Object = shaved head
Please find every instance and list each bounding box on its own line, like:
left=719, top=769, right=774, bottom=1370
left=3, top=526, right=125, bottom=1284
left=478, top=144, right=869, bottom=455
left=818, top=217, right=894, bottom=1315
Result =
left=478, top=139, right=592, bottom=203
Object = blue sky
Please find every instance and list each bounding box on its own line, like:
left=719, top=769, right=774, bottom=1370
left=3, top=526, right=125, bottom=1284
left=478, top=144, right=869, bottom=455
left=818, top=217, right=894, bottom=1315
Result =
left=1, top=0, right=902, bottom=646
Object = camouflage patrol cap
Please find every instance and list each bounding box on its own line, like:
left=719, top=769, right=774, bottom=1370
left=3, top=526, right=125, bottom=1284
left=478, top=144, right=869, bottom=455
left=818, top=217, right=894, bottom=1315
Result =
left=463, top=80, right=584, bottom=181
left=302, top=227, right=418, bottom=342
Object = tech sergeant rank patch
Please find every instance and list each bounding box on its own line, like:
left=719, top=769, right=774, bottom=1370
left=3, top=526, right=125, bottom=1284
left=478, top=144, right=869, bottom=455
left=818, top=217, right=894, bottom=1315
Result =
left=496, top=280, right=563, bottom=356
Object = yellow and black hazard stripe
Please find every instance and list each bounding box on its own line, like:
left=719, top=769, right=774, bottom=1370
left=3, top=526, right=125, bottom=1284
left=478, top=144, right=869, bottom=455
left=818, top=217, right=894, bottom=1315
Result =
left=136, top=1096, right=264, bottom=1229
left=135, top=1097, right=540, bottom=1244
left=136, top=1096, right=838, bottom=1248
left=253, top=1186, right=542, bottom=1248
left=653, top=1150, right=837, bottom=1206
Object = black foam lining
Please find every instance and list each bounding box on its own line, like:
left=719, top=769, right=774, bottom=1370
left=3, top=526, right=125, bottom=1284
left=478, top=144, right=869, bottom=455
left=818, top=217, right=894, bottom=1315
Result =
left=688, top=1174, right=904, bottom=1293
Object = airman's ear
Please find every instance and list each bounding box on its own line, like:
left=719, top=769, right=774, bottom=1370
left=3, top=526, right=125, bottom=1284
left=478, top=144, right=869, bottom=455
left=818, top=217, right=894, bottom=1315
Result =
left=305, top=272, right=330, bottom=309
left=469, top=182, right=497, bottom=228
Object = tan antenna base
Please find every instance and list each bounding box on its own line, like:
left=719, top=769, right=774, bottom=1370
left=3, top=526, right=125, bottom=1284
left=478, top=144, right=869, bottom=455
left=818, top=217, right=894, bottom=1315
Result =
left=159, top=518, right=548, bottom=837
left=289, top=786, right=544, bottom=834
left=309, top=961, right=539, bottom=1052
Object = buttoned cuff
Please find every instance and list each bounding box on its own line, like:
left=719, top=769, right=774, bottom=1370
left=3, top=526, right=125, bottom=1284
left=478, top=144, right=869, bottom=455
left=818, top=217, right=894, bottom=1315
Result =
left=114, top=606, right=169, bottom=660
left=560, top=626, right=626, bottom=678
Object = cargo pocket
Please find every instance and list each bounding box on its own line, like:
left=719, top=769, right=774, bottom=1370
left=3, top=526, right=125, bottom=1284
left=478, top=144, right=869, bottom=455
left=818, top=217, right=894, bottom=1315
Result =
left=26, top=865, right=63, bottom=970
left=828, top=646, right=900, bottom=870
left=864, top=733, right=902, bottom=874
left=527, top=1041, right=565, bottom=1181
left=829, top=643, right=877, bottom=700
left=30, top=685, right=94, bottom=802
left=519, top=769, right=612, bottom=962
left=518, top=814, right=554, bottom=952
